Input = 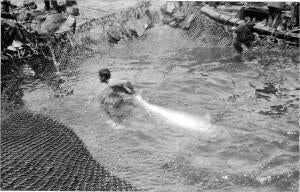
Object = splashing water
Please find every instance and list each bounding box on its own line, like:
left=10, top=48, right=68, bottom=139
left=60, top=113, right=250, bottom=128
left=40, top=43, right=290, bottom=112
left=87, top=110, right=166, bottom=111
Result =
left=135, top=95, right=212, bottom=131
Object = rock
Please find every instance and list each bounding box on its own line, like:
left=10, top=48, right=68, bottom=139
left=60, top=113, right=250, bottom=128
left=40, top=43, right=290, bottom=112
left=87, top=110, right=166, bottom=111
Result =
left=160, top=4, right=167, bottom=15
left=162, top=15, right=175, bottom=25
left=11, top=40, right=23, bottom=49
left=55, top=15, right=76, bottom=34
left=40, top=14, right=67, bottom=35
left=119, top=24, right=132, bottom=39
left=17, top=10, right=44, bottom=22
left=144, top=9, right=153, bottom=28
left=165, top=2, right=180, bottom=14
left=222, top=175, right=230, bottom=180
left=169, top=21, right=178, bottom=27
left=23, top=64, right=35, bottom=76
left=126, top=18, right=148, bottom=37
left=134, top=7, right=143, bottom=19
left=173, top=10, right=185, bottom=21
left=65, top=0, right=77, bottom=6
left=105, top=22, right=123, bottom=43
left=256, top=176, right=272, bottom=185
left=107, top=29, right=121, bottom=44
left=181, top=13, right=196, bottom=29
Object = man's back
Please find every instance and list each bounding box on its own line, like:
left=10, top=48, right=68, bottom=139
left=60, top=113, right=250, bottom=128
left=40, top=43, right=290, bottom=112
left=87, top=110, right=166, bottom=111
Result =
left=98, top=69, right=136, bottom=125
left=100, top=83, right=135, bottom=124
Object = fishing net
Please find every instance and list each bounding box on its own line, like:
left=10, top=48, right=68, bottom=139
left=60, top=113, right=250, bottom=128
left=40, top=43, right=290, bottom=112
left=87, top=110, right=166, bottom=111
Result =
left=51, top=0, right=156, bottom=74
left=1, top=111, right=137, bottom=191
left=185, top=9, right=233, bottom=47
left=181, top=3, right=299, bottom=59
left=1, top=1, right=154, bottom=117
left=1, top=3, right=156, bottom=190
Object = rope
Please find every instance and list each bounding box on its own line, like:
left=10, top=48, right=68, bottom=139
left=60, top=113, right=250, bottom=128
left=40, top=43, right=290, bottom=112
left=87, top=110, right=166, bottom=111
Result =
left=80, top=6, right=109, bottom=13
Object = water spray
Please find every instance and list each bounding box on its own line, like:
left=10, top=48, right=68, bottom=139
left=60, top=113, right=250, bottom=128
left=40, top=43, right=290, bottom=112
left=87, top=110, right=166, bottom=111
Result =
left=134, top=95, right=212, bottom=131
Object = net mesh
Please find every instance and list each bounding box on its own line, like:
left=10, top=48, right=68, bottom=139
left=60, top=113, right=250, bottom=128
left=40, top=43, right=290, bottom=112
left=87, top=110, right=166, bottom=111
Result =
left=1, top=111, right=137, bottom=191
left=182, top=3, right=299, bottom=59
left=185, top=9, right=233, bottom=48
left=52, top=1, right=156, bottom=74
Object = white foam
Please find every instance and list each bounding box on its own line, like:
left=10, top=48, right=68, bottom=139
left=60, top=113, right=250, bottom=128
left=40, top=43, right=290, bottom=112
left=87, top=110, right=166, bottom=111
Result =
left=135, top=95, right=212, bottom=131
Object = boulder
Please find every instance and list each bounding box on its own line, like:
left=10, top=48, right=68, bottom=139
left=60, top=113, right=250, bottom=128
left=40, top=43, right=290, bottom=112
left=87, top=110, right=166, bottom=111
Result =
left=65, top=0, right=77, bottom=6
left=17, top=10, right=44, bottom=22
left=119, top=24, right=132, bottom=39
left=181, top=13, right=196, bottom=29
left=169, top=21, right=178, bottom=27
left=106, top=24, right=122, bottom=43
left=144, top=9, right=153, bottom=28
left=162, top=15, right=175, bottom=25
left=134, top=7, right=143, bottom=19
left=126, top=18, right=148, bottom=37
left=173, top=10, right=185, bottom=21
left=165, top=2, right=180, bottom=14
left=39, top=14, right=67, bottom=35
left=55, top=15, right=76, bottom=34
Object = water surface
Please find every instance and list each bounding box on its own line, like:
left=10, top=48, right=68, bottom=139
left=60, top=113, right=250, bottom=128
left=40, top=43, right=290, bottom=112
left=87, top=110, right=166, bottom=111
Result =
left=22, top=22, right=299, bottom=191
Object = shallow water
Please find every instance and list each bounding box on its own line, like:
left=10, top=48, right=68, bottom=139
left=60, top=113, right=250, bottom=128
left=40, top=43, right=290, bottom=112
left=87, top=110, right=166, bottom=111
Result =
left=19, top=17, right=300, bottom=192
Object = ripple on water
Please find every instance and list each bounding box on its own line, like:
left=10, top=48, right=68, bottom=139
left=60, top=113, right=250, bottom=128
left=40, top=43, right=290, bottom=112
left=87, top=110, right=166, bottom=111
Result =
left=17, top=23, right=299, bottom=191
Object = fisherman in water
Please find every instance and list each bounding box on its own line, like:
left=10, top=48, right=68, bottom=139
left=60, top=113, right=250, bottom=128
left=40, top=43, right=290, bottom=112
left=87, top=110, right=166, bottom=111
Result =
left=98, top=68, right=136, bottom=128
left=232, top=21, right=256, bottom=54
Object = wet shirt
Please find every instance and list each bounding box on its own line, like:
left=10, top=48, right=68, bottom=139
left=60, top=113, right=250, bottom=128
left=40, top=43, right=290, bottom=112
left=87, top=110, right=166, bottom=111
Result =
left=99, top=80, right=135, bottom=123
left=109, top=80, right=134, bottom=95
left=234, top=22, right=255, bottom=41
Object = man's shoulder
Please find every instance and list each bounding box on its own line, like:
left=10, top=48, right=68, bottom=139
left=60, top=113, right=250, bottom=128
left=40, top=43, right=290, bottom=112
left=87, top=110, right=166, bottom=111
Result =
left=109, top=79, right=129, bottom=86
left=109, top=80, right=134, bottom=95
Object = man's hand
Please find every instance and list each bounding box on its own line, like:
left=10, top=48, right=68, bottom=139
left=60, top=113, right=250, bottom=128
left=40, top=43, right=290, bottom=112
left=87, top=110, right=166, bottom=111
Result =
left=123, top=82, right=135, bottom=95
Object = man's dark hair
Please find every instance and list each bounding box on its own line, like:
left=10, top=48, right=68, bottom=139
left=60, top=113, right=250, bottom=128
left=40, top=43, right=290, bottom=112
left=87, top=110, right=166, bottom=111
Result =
left=99, top=68, right=111, bottom=81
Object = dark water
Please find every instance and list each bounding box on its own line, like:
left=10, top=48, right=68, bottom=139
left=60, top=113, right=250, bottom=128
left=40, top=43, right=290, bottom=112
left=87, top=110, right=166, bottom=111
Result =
left=19, top=23, right=299, bottom=192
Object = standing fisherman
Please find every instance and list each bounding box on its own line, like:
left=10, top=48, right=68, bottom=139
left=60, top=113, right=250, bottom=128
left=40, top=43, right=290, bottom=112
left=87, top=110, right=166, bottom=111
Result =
left=44, top=0, right=58, bottom=11
left=232, top=22, right=255, bottom=53
left=1, top=0, right=17, bottom=19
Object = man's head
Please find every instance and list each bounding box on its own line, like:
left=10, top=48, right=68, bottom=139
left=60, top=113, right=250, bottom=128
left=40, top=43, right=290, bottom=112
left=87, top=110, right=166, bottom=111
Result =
left=99, top=68, right=111, bottom=83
